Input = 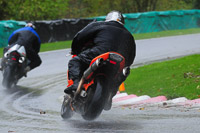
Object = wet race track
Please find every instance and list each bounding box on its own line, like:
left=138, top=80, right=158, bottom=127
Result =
left=0, top=34, right=200, bottom=133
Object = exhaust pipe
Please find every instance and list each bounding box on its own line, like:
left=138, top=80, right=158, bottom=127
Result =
left=83, top=58, right=104, bottom=79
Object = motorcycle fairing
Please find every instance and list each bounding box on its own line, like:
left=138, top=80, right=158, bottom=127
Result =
left=6, top=44, right=26, bottom=58
left=83, top=52, right=125, bottom=91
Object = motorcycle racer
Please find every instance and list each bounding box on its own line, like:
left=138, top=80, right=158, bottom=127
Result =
left=0, top=23, right=42, bottom=76
left=64, top=10, right=136, bottom=110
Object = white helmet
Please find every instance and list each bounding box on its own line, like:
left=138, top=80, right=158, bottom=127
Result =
left=105, top=11, right=125, bottom=25
left=25, top=23, right=36, bottom=29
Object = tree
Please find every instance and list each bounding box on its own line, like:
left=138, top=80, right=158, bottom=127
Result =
left=0, top=0, right=197, bottom=20
left=134, top=0, right=158, bottom=12
left=1, top=0, right=69, bottom=21
left=194, top=0, right=200, bottom=8
left=0, top=0, right=8, bottom=20
left=156, top=0, right=194, bottom=11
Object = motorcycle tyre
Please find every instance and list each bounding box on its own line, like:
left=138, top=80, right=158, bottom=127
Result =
left=2, top=66, right=15, bottom=89
left=82, top=77, right=106, bottom=121
left=61, top=94, right=74, bottom=119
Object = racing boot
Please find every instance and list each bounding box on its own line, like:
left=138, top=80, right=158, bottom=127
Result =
left=64, top=79, right=79, bottom=95
left=24, top=66, right=31, bottom=77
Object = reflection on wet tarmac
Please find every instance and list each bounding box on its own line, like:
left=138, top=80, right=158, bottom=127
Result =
left=0, top=72, right=141, bottom=133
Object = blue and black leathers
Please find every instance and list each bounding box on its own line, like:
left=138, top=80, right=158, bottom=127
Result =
left=5, top=27, right=42, bottom=70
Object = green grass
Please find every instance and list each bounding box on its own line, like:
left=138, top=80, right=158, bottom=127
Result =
left=125, top=54, right=200, bottom=100
left=133, top=28, right=200, bottom=40
left=40, top=40, right=72, bottom=52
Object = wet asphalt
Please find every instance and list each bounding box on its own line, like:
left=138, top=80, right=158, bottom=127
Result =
left=0, top=33, right=200, bottom=133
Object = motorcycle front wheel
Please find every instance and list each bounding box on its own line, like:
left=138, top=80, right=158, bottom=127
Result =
left=61, top=94, right=74, bottom=119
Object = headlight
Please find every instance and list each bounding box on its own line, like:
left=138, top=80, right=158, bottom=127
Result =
left=19, top=57, right=25, bottom=63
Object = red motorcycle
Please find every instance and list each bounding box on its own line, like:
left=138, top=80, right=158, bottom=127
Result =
left=61, top=52, right=130, bottom=120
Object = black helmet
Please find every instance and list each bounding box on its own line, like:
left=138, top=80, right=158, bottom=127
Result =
left=25, top=23, right=36, bottom=29
left=105, top=10, right=124, bottom=25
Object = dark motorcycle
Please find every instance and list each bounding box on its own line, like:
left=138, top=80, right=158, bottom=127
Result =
left=61, top=52, right=130, bottom=120
left=2, top=44, right=27, bottom=88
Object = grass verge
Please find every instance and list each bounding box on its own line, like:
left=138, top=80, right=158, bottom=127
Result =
left=133, top=28, right=200, bottom=40
left=125, top=54, right=200, bottom=100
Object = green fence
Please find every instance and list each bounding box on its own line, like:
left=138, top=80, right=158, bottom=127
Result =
left=93, top=9, right=200, bottom=34
left=0, top=20, right=26, bottom=48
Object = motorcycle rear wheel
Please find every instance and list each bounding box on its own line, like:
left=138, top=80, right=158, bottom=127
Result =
left=2, top=66, right=16, bottom=88
left=81, top=76, right=106, bottom=121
